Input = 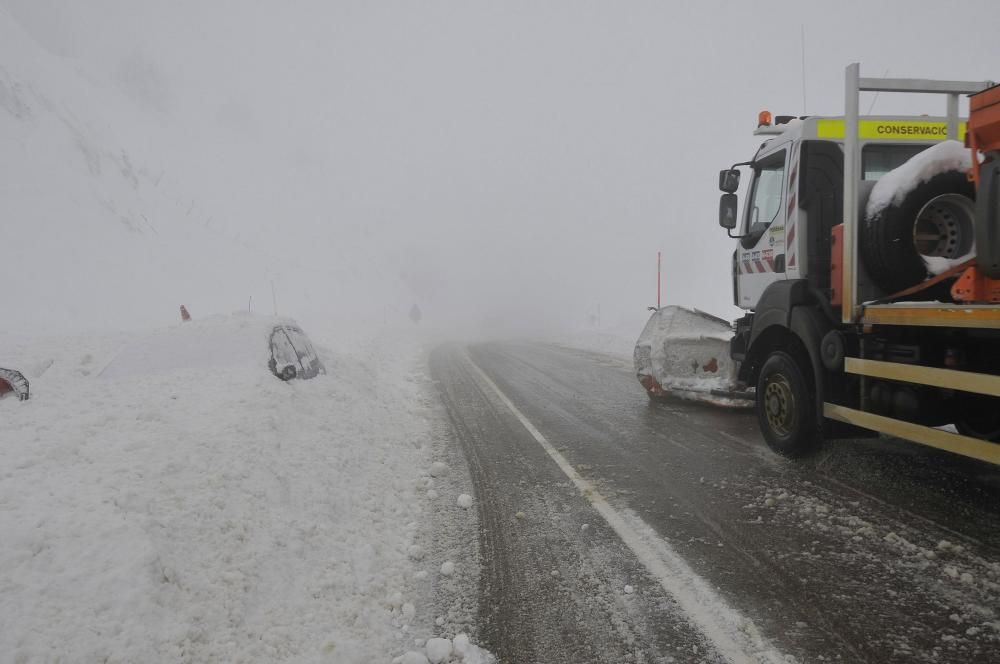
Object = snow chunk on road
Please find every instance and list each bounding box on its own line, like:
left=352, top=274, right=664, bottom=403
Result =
left=430, top=462, right=450, bottom=477
left=457, top=493, right=474, bottom=509
left=396, top=633, right=495, bottom=664
left=398, top=651, right=430, bottom=664
left=402, top=602, right=417, bottom=621
left=425, top=637, right=453, bottom=663
left=453, top=634, right=496, bottom=664
left=440, top=561, right=456, bottom=576
left=453, top=633, right=471, bottom=655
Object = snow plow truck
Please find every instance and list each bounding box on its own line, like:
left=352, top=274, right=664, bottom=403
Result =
left=715, top=63, right=1000, bottom=465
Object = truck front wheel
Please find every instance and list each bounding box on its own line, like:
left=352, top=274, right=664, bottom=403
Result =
left=756, top=350, right=819, bottom=457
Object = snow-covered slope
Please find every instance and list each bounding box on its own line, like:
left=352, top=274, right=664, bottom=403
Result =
left=0, top=317, right=492, bottom=663
left=0, top=8, right=271, bottom=334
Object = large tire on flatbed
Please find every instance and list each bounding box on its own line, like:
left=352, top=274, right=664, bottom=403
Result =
left=861, top=170, right=975, bottom=294
left=756, top=350, right=819, bottom=457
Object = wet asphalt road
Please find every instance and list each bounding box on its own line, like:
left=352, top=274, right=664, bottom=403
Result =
left=431, top=342, right=1000, bottom=664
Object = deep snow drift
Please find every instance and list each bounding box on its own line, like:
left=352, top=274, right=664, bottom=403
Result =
left=0, top=316, right=492, bottom=663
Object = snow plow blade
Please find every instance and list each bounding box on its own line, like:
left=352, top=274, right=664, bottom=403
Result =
left=634, top=306, right=750, bottom=408
left=0, top=368, right=30, bottom=401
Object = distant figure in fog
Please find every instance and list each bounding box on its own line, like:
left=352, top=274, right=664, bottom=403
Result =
left=409, top=304, right=423, bottom=324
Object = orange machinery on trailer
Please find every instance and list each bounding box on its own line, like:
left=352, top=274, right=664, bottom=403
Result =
left=953, top=84, right=1000, bottom=303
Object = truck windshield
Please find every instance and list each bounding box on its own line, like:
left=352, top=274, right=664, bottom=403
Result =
left=862, top=144, right=928, bottom=180
left=740, top=151, right=785, bottom=249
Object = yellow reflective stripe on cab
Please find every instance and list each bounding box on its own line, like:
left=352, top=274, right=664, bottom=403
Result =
left=815, top=119, right=967, bottom=141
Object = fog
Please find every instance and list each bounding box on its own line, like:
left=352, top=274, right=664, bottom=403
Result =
left=5, top=0, right=1000, bottom=340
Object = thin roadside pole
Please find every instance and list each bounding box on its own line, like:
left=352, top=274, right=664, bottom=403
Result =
left=657, top=251, right=662, bottom=309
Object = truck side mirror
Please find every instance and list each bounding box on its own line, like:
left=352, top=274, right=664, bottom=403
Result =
left=719, top=169, right=741, bottom=193
left=719, top=194, right=738, bottom=230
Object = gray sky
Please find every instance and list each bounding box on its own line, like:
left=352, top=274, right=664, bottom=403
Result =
left=6, top=0, right=1000, bottom=337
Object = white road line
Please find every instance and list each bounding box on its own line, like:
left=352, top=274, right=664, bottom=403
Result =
left=464, top=350, right=789, bottom=664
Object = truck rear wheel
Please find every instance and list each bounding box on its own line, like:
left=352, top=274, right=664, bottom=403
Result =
left=756, top=350, right=819, bottom=457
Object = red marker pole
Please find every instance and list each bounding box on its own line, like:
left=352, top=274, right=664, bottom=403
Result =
left=657, top=251, right=662, bottom=309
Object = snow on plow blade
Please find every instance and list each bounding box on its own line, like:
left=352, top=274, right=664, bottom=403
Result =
left=634, top=306, right=750, bottom=408
left=0, top=368, right=30, bottom=401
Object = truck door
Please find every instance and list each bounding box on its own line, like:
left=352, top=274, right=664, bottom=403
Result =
left=736, top=144, right=790, bottom=309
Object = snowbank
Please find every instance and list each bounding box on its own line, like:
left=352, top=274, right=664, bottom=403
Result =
left=0, top=317, right=491, bottom=663
left=96, top=313, right=298, bottom=379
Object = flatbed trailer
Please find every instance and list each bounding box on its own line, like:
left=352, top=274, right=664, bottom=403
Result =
left=826, top=66, right=1000, bottom=465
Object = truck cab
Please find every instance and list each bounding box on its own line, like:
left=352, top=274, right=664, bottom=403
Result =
left=726, top=113, right=956, bottom=311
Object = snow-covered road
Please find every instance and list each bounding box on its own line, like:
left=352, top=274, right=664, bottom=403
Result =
left=433, top=341, right=1000, bottom=663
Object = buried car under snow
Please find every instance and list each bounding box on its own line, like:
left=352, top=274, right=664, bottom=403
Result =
left=0, top=368, right=30, bottom=401
left=98, top=314, right=325, bottom=382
